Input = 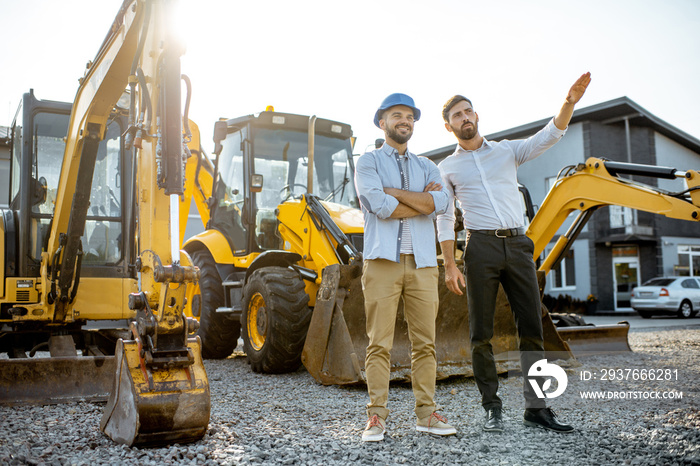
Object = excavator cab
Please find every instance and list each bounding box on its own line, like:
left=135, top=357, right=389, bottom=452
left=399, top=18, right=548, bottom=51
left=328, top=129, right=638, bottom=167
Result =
left=0, top=92, right=134, bottom=403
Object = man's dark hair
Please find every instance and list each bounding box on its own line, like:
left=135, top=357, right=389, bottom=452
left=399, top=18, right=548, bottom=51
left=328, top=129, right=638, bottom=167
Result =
left=442, top=95, right=473, bottom=122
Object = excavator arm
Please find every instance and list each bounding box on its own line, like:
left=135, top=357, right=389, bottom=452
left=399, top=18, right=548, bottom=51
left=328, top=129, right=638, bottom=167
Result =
left=43, top=1, right=146, bottom=320
left=527, top=157, right=699, bottom=354
left=93, top=0, right=208, bottom=447
left=529, top=157, right=700, bottom=274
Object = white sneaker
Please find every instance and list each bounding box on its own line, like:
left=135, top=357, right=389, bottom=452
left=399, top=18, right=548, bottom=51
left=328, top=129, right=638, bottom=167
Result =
left=362, top=414, right=385, bottom=442
left=416, top=412, right=456, bottom=436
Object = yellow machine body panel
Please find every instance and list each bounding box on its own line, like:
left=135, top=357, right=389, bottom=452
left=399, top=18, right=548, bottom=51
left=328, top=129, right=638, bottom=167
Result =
left=2, top=277, right=136, bottom=322
left=3, top=278, right=39, bottom=305
left=184, top=229, right=237, bottom=264
left=273, top=198, right=363, bottom=307
left=319, top=201, right=364, bottom=235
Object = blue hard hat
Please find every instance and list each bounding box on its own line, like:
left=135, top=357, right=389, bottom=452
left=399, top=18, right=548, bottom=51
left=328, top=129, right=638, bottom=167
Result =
left=373, top=93, right=421, bottom=128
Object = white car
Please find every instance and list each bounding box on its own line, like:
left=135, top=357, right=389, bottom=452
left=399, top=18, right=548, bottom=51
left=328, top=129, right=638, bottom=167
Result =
left=630, top=277, right=700, bottom=319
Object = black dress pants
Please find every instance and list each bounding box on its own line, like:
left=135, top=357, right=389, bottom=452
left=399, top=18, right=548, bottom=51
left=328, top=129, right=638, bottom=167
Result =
left=463, top=231, right=546, bottom=410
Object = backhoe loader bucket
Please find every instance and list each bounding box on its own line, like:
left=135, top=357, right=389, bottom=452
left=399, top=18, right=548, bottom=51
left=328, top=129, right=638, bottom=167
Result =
left=302, top=264, right=630, bottom=385
left=556, top=323, right=632, bottom=354
left=99, top=335, right=210, bottom=447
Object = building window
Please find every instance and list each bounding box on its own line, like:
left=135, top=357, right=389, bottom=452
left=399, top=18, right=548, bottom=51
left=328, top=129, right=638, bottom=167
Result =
left=549, top=248, right=576, bottom=289
left=545, top=176, right=557, bottom=194
left=609, top=205, right=633, bottom=228
left=677, top=245, right=700, bottom=276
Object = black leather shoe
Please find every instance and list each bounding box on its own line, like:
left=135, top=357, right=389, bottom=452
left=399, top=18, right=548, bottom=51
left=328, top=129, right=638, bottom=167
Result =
left=483, top=407, right=504, bottom=432
left=523, top=408, right=574, bottom=433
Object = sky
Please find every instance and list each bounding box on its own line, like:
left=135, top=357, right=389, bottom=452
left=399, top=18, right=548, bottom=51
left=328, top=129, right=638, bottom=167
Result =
left=2, top=0, right=699, bottom=157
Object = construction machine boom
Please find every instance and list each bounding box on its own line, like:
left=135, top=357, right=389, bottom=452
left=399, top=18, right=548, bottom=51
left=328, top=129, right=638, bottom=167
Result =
left=0, top=0, right=208, bottom=447
left=526, top=158, right=699, bottom=353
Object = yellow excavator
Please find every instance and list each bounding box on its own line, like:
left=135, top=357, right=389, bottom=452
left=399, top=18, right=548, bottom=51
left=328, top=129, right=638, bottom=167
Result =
left=181, top=107, right=699, bottom=385
left=0, top=0, right=208, bottom=447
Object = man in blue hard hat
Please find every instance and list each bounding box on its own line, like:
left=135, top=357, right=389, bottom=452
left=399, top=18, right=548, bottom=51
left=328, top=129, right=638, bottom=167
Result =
left=354, top=93, right=456, bottom=442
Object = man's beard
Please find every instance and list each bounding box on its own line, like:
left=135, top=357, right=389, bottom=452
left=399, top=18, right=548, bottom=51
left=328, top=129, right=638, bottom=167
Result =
left=452, top=121, right=478, bottom=140
left=386, top=124, right=412, bottom=144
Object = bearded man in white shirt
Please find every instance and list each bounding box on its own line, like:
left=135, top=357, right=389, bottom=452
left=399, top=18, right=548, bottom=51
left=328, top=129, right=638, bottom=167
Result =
left=436, top=72, right=591, bottom=434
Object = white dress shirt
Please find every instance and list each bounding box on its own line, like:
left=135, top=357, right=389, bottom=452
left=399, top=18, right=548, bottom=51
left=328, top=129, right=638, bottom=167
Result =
left=436, top=118, right=566, bottom=242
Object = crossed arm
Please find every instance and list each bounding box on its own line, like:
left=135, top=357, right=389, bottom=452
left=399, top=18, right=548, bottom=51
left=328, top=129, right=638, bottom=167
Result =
left=384, top=181, right=443, bottom=218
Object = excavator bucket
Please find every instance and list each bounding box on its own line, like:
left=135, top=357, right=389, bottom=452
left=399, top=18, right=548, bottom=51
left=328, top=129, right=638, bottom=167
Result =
left=302, top=264, right=630, bottom=385
left=100, top=335, right=210, bottom=447
left=536, top=272, right=632, bottom=356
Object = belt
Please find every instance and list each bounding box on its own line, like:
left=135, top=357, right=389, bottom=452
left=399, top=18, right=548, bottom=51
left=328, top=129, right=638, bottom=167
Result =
left=469, top=227, right=527, bottom=238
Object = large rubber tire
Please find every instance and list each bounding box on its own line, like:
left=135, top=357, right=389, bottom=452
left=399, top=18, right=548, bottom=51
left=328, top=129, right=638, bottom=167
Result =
left=241, top=266, right=311, bottom=373
left=677, top=300, right=693, bottom=319
left=192, top=249, right=240, bottom=359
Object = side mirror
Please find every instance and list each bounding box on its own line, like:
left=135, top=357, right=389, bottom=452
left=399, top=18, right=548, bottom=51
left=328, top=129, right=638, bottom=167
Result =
left=213, top=120, right=228, bottom=156
left=30, top=176, right=48, bottom=207
left=250, top=174, right=263, bottom=193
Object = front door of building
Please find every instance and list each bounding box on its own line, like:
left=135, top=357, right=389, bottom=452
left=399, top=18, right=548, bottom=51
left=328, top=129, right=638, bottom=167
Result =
left=612, top=246, right=640, bottom=311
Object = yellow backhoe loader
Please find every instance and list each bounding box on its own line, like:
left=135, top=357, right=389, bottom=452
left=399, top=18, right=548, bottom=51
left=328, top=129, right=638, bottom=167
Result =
left=182, top=108, right=698, bottom=385
left=0, top=0, right=208, bottom=447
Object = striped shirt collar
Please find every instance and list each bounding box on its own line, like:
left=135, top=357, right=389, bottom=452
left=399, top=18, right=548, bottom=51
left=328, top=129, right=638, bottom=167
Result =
left=380, top=142, right=413, bottom=160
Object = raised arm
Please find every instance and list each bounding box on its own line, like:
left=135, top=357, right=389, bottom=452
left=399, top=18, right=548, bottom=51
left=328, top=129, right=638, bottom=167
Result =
left=554, top=72, right=591, bottom=130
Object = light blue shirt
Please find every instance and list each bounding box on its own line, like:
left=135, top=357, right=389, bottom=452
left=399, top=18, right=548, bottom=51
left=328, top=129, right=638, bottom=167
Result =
left=354, top=143, right=449, bottom=268
left=436, top=118, right=566, bottom=242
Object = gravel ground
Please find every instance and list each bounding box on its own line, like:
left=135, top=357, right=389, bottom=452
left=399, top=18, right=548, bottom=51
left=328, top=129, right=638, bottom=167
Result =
left=1, top=325, right=699, bottom=466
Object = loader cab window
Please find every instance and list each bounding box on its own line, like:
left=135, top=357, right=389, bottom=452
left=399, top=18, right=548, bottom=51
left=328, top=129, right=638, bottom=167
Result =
left=254, top=129, right=358, bottom=209
left=250, top=128, right=357, bottom=250
left=212, top=126, right=248, bottom=253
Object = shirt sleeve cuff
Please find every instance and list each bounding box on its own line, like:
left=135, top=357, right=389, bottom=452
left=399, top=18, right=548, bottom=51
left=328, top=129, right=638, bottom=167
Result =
left=376, top=194, right=400, bottom=219
left=436, top=217, right=456, bottom=242
left=428, top=191, right=449, bottom=216
left=548, top=118, right=567, bottom=137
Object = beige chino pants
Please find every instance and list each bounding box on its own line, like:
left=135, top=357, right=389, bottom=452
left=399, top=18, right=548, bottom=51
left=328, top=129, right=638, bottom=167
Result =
left=362, top=255, right=439, bottom=420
